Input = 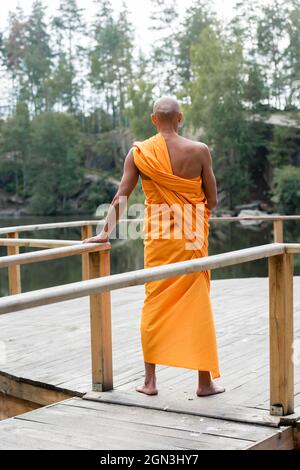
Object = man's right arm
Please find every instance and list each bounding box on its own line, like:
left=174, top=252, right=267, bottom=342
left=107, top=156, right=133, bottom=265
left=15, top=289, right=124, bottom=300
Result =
left=83, top=148, right=139, bottom=243
left=200, top=144, right=218, bottom=211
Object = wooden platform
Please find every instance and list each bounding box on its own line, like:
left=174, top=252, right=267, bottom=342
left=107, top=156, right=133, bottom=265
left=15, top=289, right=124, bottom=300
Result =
left=0, top=277, right=299, bottom=449
left=0, top=395, right=295, bottom=450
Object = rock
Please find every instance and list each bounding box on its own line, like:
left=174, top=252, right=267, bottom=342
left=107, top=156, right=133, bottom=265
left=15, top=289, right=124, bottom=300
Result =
left=237, top=209, right=268, bottom=226
left=7, top=195, right=24, bottom=205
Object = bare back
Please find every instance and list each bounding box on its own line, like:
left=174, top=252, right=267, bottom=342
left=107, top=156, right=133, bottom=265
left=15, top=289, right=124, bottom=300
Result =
left=162, top=134, right=206, bottom=179
left=138, top=133, right=217, bottom=211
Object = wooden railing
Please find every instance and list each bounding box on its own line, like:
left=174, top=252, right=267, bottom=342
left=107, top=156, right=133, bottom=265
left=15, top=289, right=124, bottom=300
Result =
left=0, top=215, right=299, bottom=294
left=0, top=236, right=299, bottom=416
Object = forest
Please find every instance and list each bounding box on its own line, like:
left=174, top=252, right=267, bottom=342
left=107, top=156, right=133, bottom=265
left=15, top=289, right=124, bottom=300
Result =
left=0, top=0, right=299, bottom=216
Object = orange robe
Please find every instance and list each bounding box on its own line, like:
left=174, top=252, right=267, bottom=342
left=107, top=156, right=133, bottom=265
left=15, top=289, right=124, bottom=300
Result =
left=133, top=132, right=220, bottom=379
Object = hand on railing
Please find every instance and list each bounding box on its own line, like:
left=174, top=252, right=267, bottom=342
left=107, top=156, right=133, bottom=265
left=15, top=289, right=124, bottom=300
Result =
left=82, top=234, right=109, bottom=244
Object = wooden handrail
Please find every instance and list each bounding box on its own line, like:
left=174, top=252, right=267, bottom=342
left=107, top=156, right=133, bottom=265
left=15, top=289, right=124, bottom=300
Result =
left=0, top=238, right=83, bottom=248
left=0, top=242, right=110, bottom=269
left=0, top=243, right=288, bottom=313
left=0, top=215, right=299, bottom=235
left=0, top=220, right=96, bottom=235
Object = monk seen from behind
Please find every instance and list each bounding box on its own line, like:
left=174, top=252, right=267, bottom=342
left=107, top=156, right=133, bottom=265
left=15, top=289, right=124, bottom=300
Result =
left=83, top=96, right=225, bottom=397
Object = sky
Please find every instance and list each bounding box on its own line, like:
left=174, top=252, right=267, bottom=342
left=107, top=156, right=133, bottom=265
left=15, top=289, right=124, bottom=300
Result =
left=0, top=0, right=236, bottom=50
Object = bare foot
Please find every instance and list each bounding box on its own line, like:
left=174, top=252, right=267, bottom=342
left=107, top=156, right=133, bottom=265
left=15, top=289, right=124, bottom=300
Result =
left=136, top=384, right=158, bottom=396
left=197, top=383, right=225, bottom=397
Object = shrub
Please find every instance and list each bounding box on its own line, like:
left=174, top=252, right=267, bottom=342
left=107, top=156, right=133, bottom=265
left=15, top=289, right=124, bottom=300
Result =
left=272, top=165, right=300, bottom=214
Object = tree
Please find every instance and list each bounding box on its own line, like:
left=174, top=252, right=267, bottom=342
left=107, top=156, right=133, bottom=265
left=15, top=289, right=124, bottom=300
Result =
left=272, top=165, right=300, bottom=214
left=230, top=1, right=268, bottom=110
left=29, top=112, right=82, bottom=214
left=176, top=0, right=215, bottom=88
left=267, top=125, right=300, bottom=167
left=52, top=0, right=85, bottom=112
left=22, top=0, right=52, bottom=113
left=149, top=0, right=179, bottom=94
left=256, top=0, right=290, bottom=109
left=89, top=0, right=133, bottom=128
left=286, top=0, right=300, bottom=108
left=0, top=101, right=31, bottom=195
left=126, top=81, right=155, bottom=139
left=186, top=27, right=260, bottom=208
left=1, top=7, right=27, bottom=109
left=125, top=52, right=155, bottom=139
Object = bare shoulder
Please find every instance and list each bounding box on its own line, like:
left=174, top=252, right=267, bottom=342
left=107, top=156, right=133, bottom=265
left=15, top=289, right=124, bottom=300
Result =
left=180, top=136, right=211, bottom=159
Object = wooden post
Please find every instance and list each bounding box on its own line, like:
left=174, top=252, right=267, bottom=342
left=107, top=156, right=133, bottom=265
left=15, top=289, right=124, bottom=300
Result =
left=273, top=220, right=284, bottom=243
left=268, top=253, right=294, bottom=416
left=81, top=225, right=92, bottom=281
left=6, top=232, right=21, bottom=295
left=88, top=248, right=113, bottom=392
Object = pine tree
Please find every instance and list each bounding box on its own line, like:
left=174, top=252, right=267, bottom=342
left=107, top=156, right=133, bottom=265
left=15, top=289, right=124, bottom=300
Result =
left=23, top=0, right=52, bottom=113
left=149, top=0, right=179, bottom=94
left=52, top=0, right=85, bottom=112
left=89, top=0, right=133, bottom=128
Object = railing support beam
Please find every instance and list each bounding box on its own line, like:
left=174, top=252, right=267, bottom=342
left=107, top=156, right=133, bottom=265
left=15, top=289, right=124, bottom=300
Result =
left=81, top=225, right=93, bottom=280
left=269, top=252, right=294, bottom=416
left=88, top=249, right=113, bottom=392
left=273, top=220, right=284, bottom=243
left=7, top=232, right=21, bottom=295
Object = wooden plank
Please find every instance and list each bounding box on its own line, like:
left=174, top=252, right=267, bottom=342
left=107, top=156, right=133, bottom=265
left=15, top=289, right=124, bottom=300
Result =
left=88, top=250, right=113, bottom=391
left=83, top=390, right=281, bottom=427
left=0, top=372, right=76, bottom=405
left=269, top=254, right=294, bottom=415
left=247, top=427, right=294, bottom=450
left=81, top=225, right=92, bottom=280
left=0, top=397, right=283, bottom=450
left=273, top=220, right=284, bottom=243
left=65, top=397, right=280, bottom=442
left=0, top=392, right=40, bottom=420
left=6, top=232, right=21, bottom=295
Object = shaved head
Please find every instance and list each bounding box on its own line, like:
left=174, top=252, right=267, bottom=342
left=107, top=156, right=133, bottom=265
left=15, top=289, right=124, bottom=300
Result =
left=151, top=96, right=183, bottom=130
left=153, top=96, right=181, bottom=114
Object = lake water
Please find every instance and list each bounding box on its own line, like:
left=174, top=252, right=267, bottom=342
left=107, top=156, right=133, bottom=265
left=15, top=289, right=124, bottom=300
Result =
left=0, top=215, right=299, bottom=297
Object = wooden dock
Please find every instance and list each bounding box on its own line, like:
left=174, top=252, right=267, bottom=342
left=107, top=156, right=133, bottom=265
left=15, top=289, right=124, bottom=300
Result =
left=0, top=277, right=299, bottom=450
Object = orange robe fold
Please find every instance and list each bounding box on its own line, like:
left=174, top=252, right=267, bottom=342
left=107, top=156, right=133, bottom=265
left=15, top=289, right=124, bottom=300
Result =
left=133, top=133, right=220, bottom=379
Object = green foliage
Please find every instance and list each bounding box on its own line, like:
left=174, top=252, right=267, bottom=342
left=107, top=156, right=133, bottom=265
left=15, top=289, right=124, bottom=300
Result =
left=0, top=0, right=300, bottom=217
left=51, top=0, right=84, bottom=112
left=176, top=0, right=215, bottom=87
left=29, top=112, right=82, bottom=215
left=22, top=1, right=52, bottom=112
left=272, top=165, right=300, bottom=214
left=267, top=125, right=300, bottom=167
left=0, top=102, right=31, bottom=195
left=126, top=79, right=155, bottom=139
left=149, top=0, right=179, bottom=94
left=89, top=0, right=133, bottom=127
left=79, top=178, right=116, bottom=214
left=185, top=26, right=259, bottom=207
